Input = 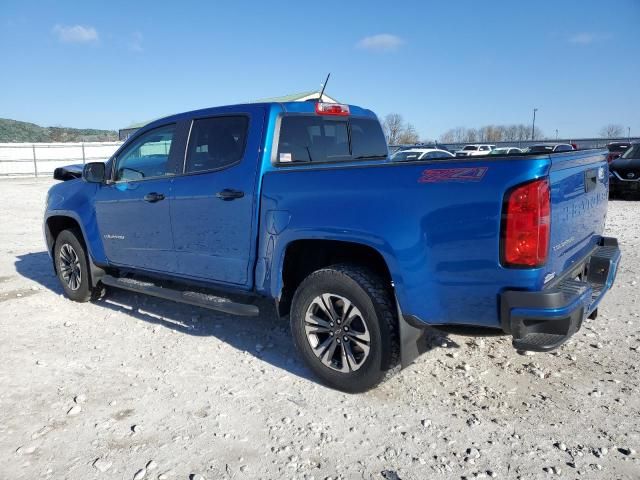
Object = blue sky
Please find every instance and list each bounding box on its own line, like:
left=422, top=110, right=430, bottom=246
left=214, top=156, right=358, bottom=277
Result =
left=1, top=0, right=639, bottom=139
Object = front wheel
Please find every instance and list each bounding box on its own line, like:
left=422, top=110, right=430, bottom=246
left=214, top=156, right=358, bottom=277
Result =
left=290, top=264, right=399, bottom=393
left=54, top=229, right=102, bottom=302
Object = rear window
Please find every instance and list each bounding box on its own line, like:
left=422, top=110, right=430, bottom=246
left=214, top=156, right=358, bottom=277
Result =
left=529, top=145, right=554, bottom=153
left=609, top=143, right=631, bottom=152
left=554, top=144, right=574, bottom=152
left=392, top=151, right=423, bottom=162
left=350, top=118, right=387, bottom=159
left=277, top=116, right=387, bottom=163
left=463, top=145, right=478, bottom=151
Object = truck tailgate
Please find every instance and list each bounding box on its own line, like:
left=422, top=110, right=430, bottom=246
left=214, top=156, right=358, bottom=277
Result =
left=546, top=149, right=608, bottom=284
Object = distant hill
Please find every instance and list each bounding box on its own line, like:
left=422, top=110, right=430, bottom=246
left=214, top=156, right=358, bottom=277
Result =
left=0, top=118, right=118, bottom=143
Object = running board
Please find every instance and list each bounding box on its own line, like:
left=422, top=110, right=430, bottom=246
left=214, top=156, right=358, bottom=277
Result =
left=100, top=275, right=260, bottom=317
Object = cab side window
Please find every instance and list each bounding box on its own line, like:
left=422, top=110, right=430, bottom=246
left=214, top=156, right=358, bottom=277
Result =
left=185, top=116, right=249, bottom=173
left=115, top=125, right=176, bottom=181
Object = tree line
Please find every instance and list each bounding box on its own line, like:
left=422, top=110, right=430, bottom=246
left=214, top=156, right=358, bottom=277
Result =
left=382, top=113, right=631, bottom=145
left=439, top=125, right=544, bottom=143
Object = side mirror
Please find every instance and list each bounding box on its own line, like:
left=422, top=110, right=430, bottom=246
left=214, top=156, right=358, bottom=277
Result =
left=82, top=162, right=106, bottom=183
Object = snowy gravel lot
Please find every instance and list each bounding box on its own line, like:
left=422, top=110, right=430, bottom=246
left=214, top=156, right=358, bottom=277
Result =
left=0, top=178, right=638, bottom=480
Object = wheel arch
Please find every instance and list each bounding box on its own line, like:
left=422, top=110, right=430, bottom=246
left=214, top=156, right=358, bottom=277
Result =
left=275, top=238, right=395, bottom=318
left=45, top=214, right=83, bottom=256
left=45, top=213, right=105, bottom=286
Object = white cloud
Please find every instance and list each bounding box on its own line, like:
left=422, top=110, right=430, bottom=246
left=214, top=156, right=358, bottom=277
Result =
left=128, top=31, right=144, bottom=52
left=567, top=32, right=612, bottom=46
left=53, top=24, right=98, bottom=43
left=356, top=33, right=404, bottom=52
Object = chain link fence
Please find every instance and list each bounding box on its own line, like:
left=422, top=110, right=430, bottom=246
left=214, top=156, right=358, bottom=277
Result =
left=0, top=142, right=122, bottom=177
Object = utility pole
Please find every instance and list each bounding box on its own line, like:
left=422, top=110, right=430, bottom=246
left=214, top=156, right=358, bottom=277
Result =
left=555, top=129, right=558, bottom=141
left=531, top=108, right=538, bottom=141
left=629, top=126, right=631, bottom=141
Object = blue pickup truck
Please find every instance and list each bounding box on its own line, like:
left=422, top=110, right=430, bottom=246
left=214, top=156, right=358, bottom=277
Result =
left=45, top=100, right=621, bottom=392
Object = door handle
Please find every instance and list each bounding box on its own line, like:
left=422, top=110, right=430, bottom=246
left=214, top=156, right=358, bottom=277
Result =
left=216, top=189, right=244, bottom=201
left=143, top=192, right=165, bottom=203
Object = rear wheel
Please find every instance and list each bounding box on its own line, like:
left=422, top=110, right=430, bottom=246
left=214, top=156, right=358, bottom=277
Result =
left=54, top=229, right=102, bottom=302
left=290, top=264, right=399, bottom=393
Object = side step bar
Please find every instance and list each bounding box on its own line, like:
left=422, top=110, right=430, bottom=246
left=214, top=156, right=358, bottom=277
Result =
left=100, top=275, right=260, bottom=317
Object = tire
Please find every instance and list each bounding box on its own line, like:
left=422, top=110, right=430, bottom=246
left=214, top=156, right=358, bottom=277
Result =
left=53, top=228, right=101, bottom=302
left=290, top=264, right=399, bottom=393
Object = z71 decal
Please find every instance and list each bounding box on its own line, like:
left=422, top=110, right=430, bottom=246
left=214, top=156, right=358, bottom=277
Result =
left=418, top=167, right=488, bottom=183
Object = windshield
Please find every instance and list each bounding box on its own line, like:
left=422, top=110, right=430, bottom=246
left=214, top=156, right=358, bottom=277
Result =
left=463, top=146, right=478, bottom=151
left=621, top=144, right=640, bottom=159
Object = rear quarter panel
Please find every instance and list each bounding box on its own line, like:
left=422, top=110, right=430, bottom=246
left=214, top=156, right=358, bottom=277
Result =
left=257, top=156, right=557, bottom=328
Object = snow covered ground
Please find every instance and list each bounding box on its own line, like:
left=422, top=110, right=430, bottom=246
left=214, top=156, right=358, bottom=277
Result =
left=0, top=178, right=638, bottom=479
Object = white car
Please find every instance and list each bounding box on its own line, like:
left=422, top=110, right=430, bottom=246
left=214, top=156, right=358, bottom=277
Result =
left=391, top=148, right=455, bottom=162
left=454, top=144, right=495, bottom=157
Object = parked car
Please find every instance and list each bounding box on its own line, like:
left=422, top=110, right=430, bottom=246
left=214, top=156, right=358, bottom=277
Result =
left=390, top=143, right=452, bottom=154
left=527, top=144, right=575, bottom=153
left=609, top=142, right=640, bottom=198
left=454, top=144, right=495, bottom=157
left=391, top=148, right=454, bottom=161
left=44, top=100, right=620, bottom=392
left=488, top=147, right=523, bottom=156
left=606, top=142, right=631, bottom=163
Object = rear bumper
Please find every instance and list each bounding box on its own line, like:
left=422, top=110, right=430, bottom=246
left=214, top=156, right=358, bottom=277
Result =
left=500, top=237, right=621, bottom=352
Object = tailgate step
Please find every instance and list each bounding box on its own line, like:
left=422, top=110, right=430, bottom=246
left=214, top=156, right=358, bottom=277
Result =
left=513, top=332, right=567, bottom=352
left=100, top=275, right=259, bottom=317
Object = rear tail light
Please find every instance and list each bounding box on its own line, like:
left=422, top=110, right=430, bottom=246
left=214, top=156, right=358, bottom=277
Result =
left=502, top=178, right=550, bottom=267
left=315, top=102, right=350, bottom=116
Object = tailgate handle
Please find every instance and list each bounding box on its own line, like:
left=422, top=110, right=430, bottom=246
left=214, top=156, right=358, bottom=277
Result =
left=584, top=169, right=597, bottom=193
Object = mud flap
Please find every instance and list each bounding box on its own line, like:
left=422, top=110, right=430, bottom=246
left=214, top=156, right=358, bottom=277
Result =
left=396, top=298, right=429, bottom=368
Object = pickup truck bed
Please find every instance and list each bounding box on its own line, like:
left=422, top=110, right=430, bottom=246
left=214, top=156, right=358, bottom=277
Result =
left=44, top=100, right=620, bottom=392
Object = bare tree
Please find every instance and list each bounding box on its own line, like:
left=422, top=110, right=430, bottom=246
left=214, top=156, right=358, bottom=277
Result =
left=397, top=124, right=420, bottom=144
left=383, top=113, right=421, bottom=144
left=438, top=124, right=543, bottom=144
left=599, top=124, right=624, bottom=138
left=382, top=114, right=405, bottom=145
left=439, top=129, right=456, bottom=143
left=504, top=125, right=519, bottom=141
left=464, top=128, right=477, bottom=143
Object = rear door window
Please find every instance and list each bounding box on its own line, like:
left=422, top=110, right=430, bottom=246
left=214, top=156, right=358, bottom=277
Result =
left=185, top=116, right=249, bottom=173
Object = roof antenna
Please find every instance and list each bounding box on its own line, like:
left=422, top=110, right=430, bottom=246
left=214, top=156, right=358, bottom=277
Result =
left=318, top=73, right=330, bottom=103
